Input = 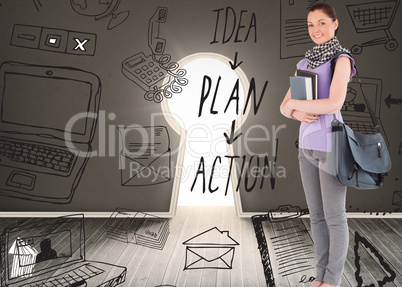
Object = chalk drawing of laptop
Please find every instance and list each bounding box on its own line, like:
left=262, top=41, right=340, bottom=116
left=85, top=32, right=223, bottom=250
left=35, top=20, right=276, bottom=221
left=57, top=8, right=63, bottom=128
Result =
left=341, top=77, right=389, bottom=146
left=0, top=61, right=101, bottom=204
left=0, top=214, right=126, bottom=286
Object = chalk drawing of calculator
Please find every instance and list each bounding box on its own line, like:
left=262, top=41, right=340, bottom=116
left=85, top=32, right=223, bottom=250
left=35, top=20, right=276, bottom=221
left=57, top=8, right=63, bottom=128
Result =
left=122, top=52, right=167, bottom=91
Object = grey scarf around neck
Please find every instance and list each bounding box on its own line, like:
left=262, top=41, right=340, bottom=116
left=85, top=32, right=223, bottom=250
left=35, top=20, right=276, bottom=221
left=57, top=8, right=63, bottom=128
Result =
left=305, top=37, right=350, bottom=69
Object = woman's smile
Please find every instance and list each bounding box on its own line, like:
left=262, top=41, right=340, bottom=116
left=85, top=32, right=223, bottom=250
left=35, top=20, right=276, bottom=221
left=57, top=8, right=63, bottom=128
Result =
left=307, top=10, right=338, bottom=44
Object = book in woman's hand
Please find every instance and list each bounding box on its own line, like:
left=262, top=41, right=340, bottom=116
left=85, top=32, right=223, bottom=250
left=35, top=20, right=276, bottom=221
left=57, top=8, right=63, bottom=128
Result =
left=297, top=69, right=318, bottom=99
left=289, top=70, right=318, bottom=100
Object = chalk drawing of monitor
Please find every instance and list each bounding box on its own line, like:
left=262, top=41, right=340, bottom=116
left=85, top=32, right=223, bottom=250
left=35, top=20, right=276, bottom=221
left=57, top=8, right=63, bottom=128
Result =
left=0, top=61, right=101, bottom=204
left=341, top=77, right=389, bottom=146
left=0, top=214, right=126, bottom=286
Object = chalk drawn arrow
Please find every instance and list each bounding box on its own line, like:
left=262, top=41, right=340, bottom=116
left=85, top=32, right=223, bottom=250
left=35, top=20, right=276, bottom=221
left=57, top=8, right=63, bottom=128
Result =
left=354, top=231, right=396, bottom=287
left=384, top=94, right=402, bottom=109
left=224, top=120, right=243, bottom=144
left=229, top=52, right=243, bottom=70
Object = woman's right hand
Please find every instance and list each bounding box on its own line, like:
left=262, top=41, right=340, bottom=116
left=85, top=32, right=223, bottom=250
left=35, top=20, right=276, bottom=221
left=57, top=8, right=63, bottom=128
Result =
left=291, top=110, right=319, bottom=124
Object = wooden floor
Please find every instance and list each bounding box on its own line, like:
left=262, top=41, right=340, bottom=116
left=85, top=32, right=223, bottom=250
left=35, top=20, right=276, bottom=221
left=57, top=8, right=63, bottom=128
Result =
left=1, top=206, right=402, bottom=287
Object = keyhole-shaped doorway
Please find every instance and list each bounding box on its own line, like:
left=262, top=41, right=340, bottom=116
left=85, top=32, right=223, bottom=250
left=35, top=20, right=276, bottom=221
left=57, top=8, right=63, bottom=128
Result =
left=161, top=53, right=249, bottom=210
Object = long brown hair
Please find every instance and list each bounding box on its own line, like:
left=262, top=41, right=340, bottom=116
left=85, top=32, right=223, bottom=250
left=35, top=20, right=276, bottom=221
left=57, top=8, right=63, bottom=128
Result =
left=309, top=2, right=339, bottom=36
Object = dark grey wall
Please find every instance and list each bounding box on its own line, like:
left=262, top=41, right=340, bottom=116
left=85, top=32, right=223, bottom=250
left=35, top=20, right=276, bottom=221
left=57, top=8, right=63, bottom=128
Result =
left=0, top=0, right=400, bottom=214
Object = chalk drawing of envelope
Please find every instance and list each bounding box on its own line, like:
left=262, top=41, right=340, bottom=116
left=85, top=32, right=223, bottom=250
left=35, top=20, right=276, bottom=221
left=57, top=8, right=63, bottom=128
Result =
left=183, top=227, right=239, bottom=270
left=392, top=191, right=402, bottom=206
left=119, top=126, right=171, bottom=186
left=184, top=247, right=235, bottom=270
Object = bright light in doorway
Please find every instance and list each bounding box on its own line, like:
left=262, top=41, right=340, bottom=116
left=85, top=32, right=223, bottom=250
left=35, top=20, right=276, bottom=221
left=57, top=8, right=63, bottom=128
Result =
left=162, top=53, right=249, bottom=206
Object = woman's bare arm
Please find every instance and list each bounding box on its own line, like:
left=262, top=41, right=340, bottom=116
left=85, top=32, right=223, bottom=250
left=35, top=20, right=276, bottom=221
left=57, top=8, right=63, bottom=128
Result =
left=283, top=56, right=352, bottom=115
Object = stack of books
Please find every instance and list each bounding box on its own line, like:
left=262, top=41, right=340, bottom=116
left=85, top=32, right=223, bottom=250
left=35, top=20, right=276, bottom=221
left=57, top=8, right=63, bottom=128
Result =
left=290, top=69, right=318, bottom=100
left=106, top=208, right=170, bottom=250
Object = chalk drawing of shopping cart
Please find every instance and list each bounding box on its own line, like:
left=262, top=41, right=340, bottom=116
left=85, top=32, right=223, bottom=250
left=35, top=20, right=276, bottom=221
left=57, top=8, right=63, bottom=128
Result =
left=347, top=0, right=400, bottom=54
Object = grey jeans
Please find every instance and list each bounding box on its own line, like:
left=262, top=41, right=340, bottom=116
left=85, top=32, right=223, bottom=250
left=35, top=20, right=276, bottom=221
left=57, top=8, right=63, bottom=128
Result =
left=298, top=148, right=348, bottom=286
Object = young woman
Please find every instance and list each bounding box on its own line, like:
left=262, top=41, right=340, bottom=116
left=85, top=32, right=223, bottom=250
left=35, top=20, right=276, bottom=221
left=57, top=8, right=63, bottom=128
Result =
left=280, top=3, right=356, bottom=287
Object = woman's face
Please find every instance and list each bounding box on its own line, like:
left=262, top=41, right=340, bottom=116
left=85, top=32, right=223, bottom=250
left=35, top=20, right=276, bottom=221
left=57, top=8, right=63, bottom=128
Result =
left=307, top=9, right=338, bottom=45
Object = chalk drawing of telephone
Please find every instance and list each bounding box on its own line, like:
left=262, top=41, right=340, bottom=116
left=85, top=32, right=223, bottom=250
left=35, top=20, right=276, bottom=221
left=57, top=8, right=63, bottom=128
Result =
left=121, top=52, right=167, bottom=92
left=121, top=6, right=187, bottom=103
left=148, top=6, right=167, bottom=55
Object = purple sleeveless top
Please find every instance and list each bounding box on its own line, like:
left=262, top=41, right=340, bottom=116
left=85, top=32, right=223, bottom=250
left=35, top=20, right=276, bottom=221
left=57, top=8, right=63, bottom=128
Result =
left=296, top=55, right=356, bottom=152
